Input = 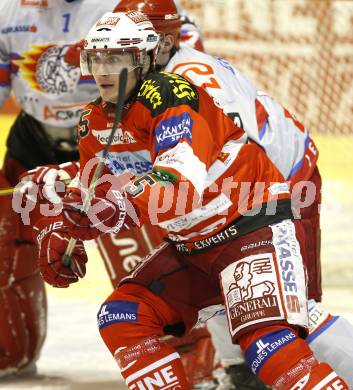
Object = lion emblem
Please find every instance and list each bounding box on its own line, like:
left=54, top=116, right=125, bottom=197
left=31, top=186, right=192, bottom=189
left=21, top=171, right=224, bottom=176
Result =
left=230, top=260, right=275, bottom=301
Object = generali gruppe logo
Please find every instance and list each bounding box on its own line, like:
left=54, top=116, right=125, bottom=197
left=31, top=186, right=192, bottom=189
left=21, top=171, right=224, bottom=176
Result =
left=223, top=253, right=282, bottom=335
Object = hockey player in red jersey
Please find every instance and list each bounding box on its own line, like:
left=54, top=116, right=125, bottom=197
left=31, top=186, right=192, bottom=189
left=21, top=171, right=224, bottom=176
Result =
left=112, top=1, right=353, bottom=387
left=31, top=11, right=348, bottom=389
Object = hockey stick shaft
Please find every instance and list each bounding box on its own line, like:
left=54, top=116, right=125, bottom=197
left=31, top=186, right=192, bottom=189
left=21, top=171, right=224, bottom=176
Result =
left=62, top=68, right=128, bottom=267
left=0, top=178, right=72, bottom=197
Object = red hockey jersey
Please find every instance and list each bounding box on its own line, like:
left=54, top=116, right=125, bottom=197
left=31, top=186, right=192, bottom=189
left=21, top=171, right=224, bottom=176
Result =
left=78, top=71, right=292, bottom=249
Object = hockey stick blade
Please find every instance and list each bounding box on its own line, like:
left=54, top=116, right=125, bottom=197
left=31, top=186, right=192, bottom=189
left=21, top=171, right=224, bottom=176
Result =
left=62, top=68, right=128, bottom=268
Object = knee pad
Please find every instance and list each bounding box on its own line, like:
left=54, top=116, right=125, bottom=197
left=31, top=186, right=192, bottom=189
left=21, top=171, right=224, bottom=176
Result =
left=98, top=283, right=182, bottom=357
left=116, top=336, right=190, bottom=389
left=240, top=325, right=311, bottom=385
left=239, top=325, right=348, bottom=389
left=98, top=283, right=189, bottom=389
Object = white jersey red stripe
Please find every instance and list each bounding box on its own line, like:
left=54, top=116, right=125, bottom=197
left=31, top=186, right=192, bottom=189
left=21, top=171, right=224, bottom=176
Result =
left=164, top=45, right=318, bottom=182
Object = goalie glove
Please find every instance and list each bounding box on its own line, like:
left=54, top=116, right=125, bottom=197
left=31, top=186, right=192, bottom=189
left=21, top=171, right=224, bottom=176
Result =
left=34, top=216, right=87, bottom=288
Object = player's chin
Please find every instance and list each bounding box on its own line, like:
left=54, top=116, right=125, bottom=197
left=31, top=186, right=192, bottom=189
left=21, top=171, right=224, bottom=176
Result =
left=103, top=93, right=118, bottom=104
left=99, top=86, right=118, bottom=103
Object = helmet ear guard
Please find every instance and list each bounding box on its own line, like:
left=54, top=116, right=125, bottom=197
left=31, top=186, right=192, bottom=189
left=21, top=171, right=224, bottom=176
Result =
left=80, top=11, right=160, bottom=76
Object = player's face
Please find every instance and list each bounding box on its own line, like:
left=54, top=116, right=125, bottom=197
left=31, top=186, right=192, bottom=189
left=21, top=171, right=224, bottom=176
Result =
left=91, top=53, right=137, bottom=103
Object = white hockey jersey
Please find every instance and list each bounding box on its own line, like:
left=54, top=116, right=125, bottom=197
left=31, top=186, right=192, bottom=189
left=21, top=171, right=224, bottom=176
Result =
left=0, top=0, right=205, bottom=130
left=0, top=0, right=121, bottom=128
left=164, top=45, right=318, bottom=181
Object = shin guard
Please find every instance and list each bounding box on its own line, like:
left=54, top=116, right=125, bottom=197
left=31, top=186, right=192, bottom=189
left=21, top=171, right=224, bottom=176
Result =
left=239, top=325, right=348, bottom=389
left=116, top=336, right=189, bottom=389
left=98, top=283, right=189, bottom=388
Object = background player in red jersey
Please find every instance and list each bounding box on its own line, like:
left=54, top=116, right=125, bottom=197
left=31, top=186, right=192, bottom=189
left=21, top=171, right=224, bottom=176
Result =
left=30, top=11, right=348, bottom=390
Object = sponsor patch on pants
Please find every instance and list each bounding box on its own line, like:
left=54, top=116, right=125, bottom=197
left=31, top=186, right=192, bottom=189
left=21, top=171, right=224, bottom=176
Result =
left=97, top=300, right=138, bottom=330
left=220, top=219, right=308, bottom=339
left=220, top=252, right=284, bottom=337
left=270, top=220, right=308, bottom=327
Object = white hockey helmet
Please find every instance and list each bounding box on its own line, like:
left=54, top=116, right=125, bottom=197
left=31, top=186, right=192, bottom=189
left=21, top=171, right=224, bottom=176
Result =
left=80, top=11, right=160, bottom=76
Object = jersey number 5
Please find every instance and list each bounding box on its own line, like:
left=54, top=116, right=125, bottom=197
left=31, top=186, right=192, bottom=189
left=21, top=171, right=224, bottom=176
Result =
left=78, top=109, right=92, bottom=139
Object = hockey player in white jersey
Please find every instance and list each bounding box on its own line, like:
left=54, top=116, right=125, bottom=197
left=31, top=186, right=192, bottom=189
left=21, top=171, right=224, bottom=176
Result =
left=174, top=0, right=205, bottom=52
left=0, top=0, right=125, bottom=377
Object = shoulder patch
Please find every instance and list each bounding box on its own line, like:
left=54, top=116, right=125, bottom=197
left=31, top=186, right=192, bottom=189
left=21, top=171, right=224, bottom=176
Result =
left=136, top=72, right=199, bottom=117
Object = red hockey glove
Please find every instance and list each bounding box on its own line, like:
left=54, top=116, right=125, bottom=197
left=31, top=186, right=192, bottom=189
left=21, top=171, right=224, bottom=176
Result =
left=33, top=216, right=87, bottom=288
left=19, top=161, right=80, bottom=204
left=62, top=185, right=139, bottom=241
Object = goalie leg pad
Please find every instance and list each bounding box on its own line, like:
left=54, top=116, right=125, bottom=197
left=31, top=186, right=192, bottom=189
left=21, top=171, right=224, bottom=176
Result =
left=0, top=169, right=47, bottom=376
left=0, top=243, right=47, bottom=376
left=96, top=224, right=165, bottom=288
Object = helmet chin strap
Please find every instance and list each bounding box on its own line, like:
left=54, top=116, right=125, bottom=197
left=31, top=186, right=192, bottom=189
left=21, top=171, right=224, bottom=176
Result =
left=124, top=54, right=153, bottom=105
